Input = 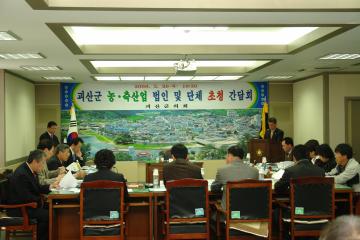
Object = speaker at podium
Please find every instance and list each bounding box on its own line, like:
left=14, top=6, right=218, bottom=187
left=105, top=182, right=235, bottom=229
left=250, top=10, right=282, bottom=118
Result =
left=248, top=139, right=285, bottom=164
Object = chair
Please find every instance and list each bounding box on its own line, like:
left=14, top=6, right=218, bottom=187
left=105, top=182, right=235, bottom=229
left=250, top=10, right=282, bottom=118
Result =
left=0, top=175, right=37, bottom=240
left=80, top=180, right=126, bottom=240
left=163, top=179, right=209, bottom=240
left=215, top=179, right=272, bottom=240
left=279, top=177, right=335, bottom=240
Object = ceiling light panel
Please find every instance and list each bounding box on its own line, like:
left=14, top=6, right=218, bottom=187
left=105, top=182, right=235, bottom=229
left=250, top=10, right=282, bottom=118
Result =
left=21, top=66, right=61, bottom=71
left=42, top=76, right=73, bottom=80
left=94, top=76, right=120, bottom=81
left=0, top=31, right=19, bottom=40
left=66, top=26, right=317, bottom=46
left=320, top=54, right=360, bottom=60
left=0, top=53, right=44, bottom=59
left=264, top=75, right=293, bottom=80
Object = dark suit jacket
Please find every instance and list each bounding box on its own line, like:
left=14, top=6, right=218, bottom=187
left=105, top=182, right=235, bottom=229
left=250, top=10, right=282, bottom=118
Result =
left=47, top=155, right=65, bottom=171
left=163, top=159, right=203, bottom=185
left=39, top=131, right=60, bottom=147
left=83, top=169, right=129, bottom=202
left=9, top=162, right=50, bottom=208
left=274, top=159, right=325, bottom=194
left=65, top=149, right=85, bottom=168
left=315, top=158, right=337, bottom=173
left=264, top=128, right=284, bottom=142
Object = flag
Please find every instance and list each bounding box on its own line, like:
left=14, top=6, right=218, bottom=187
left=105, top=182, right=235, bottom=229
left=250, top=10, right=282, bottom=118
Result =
left=259, top=101, right=269, bottom=139
left=66, top=105, right=79, bottom=144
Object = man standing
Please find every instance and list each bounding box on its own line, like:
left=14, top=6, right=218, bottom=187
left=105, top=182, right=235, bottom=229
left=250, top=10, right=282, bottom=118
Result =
left=275, top=144, right=325, bottom=194
left=211, top=145, right=259, bottom=209
left=264, top=117, right=284, bottom=142
left=39, top=121, right=60, bottom=147
left=282, top=137, right=294, bottom=162
left=163, top=143, right=202, bottom=184
left=8, top=150, right=58, bottom=240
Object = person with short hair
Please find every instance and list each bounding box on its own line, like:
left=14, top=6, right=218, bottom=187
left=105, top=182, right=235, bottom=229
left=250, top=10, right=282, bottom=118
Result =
left=315, top=144, right=337, bottom=173
left=211, top=145, right=259, bottom=209
left=320, top=215, right=360, bottom=240
left=47, top=144, right=70, bottom=171
left=305, top=139, right=320, bottom=164
left=37, top=139, right=66, bottom=185
left=264, top=117, right=284, bottom=142
left=67, top=137, right=85, bottom=167
left=274, top=144, right=325, bottom=194
left=83, top=149, right=129, bottom=201
left=8, top=150, right=58, bottom=240
left=326, top=143, right=360, bottom=192
left=282, top=137, right=294, bottom=162
left=163, top=143, right=202, bottom=184
left=39, top=121, right=60, bottom=147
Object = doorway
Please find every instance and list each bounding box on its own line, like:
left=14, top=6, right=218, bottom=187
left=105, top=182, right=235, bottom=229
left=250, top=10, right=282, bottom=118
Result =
left=346, top=98, right=360, bottom=159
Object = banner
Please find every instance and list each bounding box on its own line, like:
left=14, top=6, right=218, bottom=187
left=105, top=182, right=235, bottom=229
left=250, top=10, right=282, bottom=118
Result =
left=61, top=82, right=268, bottom=111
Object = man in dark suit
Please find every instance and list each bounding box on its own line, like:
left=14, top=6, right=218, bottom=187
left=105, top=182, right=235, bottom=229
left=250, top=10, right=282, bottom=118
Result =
left=8, top=150, right=58, bottom=240
left=163, top=143, right=203, bottom=185
left=264, top=117, right=284, bottom=142
left=66, top=137, right=85, bottom=167
left=47, top=144, right=70, bottom=171
left=282, top=137, right=294, bottom=162
left=39, top=121, right=60, bottom=147
left=275, top=144, right=325, bottom=194
left=83, top=149, right=129, bottom=201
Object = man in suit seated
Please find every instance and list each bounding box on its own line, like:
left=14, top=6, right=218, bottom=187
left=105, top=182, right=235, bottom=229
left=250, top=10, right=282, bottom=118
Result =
left=264, top=117, right=284, bottom=142
left=275, top=144, right=325, bottom=194
left=47, top=144, right=70, bottom=171
left=326, top=143, right=360, bottom=192
left=282, top=137, right=294, bottom=162
left=163, top=143, right=202, bottom=185
left=83, top=149, right=129, bottom=201
left=8, top=150, right=58, bottom=240
left=67, top=137, right=85, bottom=167
left=37, top=139, right=66, bottom=185
left=39, top=121, right=60, bottom=147
left=211, top=145, right=259, bottom=209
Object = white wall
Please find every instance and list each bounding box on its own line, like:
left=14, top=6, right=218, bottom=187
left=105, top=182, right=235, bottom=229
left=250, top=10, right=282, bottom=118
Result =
left=329, top=74, right=360, bottom=148
left=293, top=75, right=324, bottom=144
left=5, top=73, right=35, bottom=163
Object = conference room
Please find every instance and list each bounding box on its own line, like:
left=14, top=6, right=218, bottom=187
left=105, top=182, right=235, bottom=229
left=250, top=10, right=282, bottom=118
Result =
left=1, top=0, right=360, bottom=239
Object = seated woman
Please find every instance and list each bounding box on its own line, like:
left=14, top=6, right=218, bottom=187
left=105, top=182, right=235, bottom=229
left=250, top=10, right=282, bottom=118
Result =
left=83, top=149, right=129, bottom=201
left=315, top=144, right=337, bottom=173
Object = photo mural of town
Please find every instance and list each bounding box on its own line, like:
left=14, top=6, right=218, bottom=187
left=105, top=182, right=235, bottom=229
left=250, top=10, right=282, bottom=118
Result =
left=61, top=109, right=261, bottom=162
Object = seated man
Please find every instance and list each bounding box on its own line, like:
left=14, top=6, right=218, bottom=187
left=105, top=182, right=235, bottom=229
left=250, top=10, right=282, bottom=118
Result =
left=275, top=144, right=325, bottom=194
left=83, top=149, right=129, bottom=201
left=47, top=144, right=70, bottom=171
left=304, top=139, right=320, bottom=164
left=163, top=143, right=202, bottom=184
left=37, top=139, right=66, bottom=185
left=282, top=137, right=294, bottom=162
left=326, top=143, right=360, bottom=192
left=67, top=137, right=85, bottom=167
left=8, top=150, right=58, bottom=240
left=211, top=145, right=259, bottom=209
left=264, top=117, right=284, bottom=142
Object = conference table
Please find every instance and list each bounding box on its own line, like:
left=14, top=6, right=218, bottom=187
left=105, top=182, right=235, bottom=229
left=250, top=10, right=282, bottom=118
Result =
left=47, top=180, right=353, bottom=240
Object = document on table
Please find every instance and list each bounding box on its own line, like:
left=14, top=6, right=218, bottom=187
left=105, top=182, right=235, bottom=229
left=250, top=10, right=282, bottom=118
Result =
left=59, top=170, right=78, bottom=189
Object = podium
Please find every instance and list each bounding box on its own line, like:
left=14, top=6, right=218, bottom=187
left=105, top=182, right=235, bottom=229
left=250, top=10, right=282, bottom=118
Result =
left=248, top=139, right=285, bottom=163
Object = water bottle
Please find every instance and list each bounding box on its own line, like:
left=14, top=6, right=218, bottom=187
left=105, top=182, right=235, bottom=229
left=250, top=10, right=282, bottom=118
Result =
left=262, top=157, right=267, bottom=171
left=153, top=168, right=159, bottom=188
left=201, top=168, right=205, bottom=178
left=246, top=153, right=251, bottom=165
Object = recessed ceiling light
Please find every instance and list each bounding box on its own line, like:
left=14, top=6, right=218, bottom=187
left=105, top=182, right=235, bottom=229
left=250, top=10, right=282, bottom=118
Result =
left=215, top=76, right=244, bottom=80
left=66, top=26, right=317, bottom=45
left=21, top=66, right=61, bottom=71
left=145, top=76, right=169, bottom=81
left=168, top=76, right=193, bottom=81
left=42, top=76, right=73, bottom=80
left=0, top=31, right=19, bottom=41
left=90, top=60, right=268, bottom=68
left=0, top=53, right=44, bottom=59
left=320, top=54, right=360, bottom=60
left=264, top=75, right=293, bottom=80
left=94, top=76, right=120, bottom=81
left=192, top=76, right=217, bottom=80
left=121, top=76, right=144, bottom=81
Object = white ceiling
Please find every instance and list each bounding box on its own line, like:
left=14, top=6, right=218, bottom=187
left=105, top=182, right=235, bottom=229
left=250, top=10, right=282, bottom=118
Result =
left=0, top=0, right=360, bottom=83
